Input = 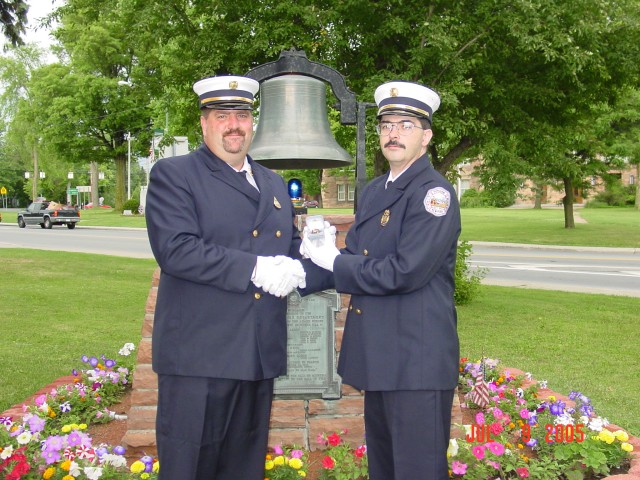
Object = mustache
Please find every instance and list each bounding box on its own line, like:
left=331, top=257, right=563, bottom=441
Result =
left=224, top=129, right=245, bottom=136
left=384, top=140, right=405, bottom=149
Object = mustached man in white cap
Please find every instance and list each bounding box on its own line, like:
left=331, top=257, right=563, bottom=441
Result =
left=301, top=81, right=461, bottom=479
left=145, top=76, right=307, bottom=480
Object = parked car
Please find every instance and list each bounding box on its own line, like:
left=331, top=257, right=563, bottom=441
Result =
left=303, top=200, right=319, bottom=208
left=84, top=202, right=113, bottom=209
left=17, top=201, right=81, bottom=229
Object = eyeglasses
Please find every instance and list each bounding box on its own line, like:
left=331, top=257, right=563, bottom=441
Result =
left=375, top=121, right=424, bottom=136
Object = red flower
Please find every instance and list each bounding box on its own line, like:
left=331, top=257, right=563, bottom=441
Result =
left=516, top=467, right=530, bottom=478
left=490, top=422, right=504, bottom=436
left=354, top=445, right=367, bottom=458
left=322, top=456, right=335, bottom=469
left=327, top=433, right=341, bottom=446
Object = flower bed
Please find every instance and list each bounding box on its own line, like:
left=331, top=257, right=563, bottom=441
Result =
left=450, top=358, right=638, bottom=479
left=2, top=352, right=638, bottom=479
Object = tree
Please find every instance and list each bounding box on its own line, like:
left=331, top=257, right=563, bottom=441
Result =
left=0, top=0, right=27, bottom=47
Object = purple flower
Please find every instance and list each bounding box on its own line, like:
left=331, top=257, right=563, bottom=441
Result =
left=0, top=416, right=13, bottom=426
left=89, top=357, right=99, bottom=367
left=67, top=431, right=83, bottom=447
left=92, top=382, right=102, bottom=391
left=60, top=401, right=72, bottom=413
left=569, top=391, right=579, bottom=400
left=41, top=449, right=62, bottom=464
left=27, top=415, right=46, bottom=433
left=43, top=435, right=65, bottom=452
left=526, top=438, right=538, bottom=447
left=105, top=359, right=116, bottom=368
left=81, top=355, right=89, bottom=363
left=113, top=445, right=126, bottom=455
left=96, top=446, right=109, bottom=458
left=549, top=401, right=565, bottom=416
left=71, top=369, right=78, bottom=376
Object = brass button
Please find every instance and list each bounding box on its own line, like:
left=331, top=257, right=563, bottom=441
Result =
left=275, top=230, right=282, bottom=238
left=254, top=292, right=262, bottom=300
left=363, top=249, right=368, bottom=256
left=349, top=305, right=353, bottom=311
left=252, top=230, right=259, bottom=237
left=355, top=308, right=362, bottom=315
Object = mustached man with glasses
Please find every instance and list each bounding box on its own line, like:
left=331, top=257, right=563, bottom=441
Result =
left=301, top=81, right=461, bottom=479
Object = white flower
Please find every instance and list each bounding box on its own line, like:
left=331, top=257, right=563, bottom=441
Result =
left=447, top=438, right=459, bottom=457
left=38, top=402, right=49, bottom=414
left=554, top=413, right=574, bottom=426
left=539, top=380, right=548, bottom=389
left=69, top=461, right=82, bottom=476
left=588, top=416, right=609, bottom=432
left=1, top=445, right=14, bottom=459
left=100, top=453, right=128, bottom=468
left=84, top=466, right=104, bottom=480
left=525, top=372, right=533, bottom=380
left=118, top=343, right=136, bottom=356
left=16, top=431, right=32, bottom=445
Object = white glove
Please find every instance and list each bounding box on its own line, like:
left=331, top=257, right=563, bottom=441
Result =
left=299, top=221, right=336, bottom=258
left=252, top=256, right=306, bottom=297
left=301, top=228, right=340, bottom=271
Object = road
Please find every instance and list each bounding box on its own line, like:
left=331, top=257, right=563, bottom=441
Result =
left=2, top=223, right=639, bottom=297
left=470, top=242, right=640, bottom=297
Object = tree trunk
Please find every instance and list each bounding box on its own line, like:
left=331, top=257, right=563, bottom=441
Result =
left=374, top=150, right=387, bottom=177
left=115, top=153, right=127, bottom=211
left=562, top=177, right=575, bottom=229
left=90, top=162, right=99, bottom=207
left=533, top=182, right=542, bottom=209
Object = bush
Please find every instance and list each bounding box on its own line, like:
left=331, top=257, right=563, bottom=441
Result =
left=460, top=189, right=492, bottom=208
left=121, top=198, right=140, bottom=214
left=455, top=241, right=486, bottom=305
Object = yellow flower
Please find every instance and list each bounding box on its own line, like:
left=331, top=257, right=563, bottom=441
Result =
left=614, top=430, right=629, bottom=442
left=548, top=395, right=556, bottom=402
left=62, top=476, right=75, bottom=480
left=517, top=444, right=524, bottom=449
left=43, top=467, right=56, bottom=479
left=265, top=460, right=274, bottom=471
left=78, top=423, right=88, bottom=430
left=598, top=430, right=615, bottom=444
left=60, top=460, right=71, bottom=471
left=130, top=461, right=146, bottom=474
left=520, top=454, right=529, bottom=462
left=289, top=457, right=303, bottom=470
left=298, top=472, right=307, bottom=477
left=273, top=455, right=285, bottom=466
left=61, top=425, right=72, bottom=433
left=153, top=461, right=160, bottom=473
left=621, top=442, right=634, bottom=453
left=141, top=474, right=150, bottom=479
left=266, top=454, right=272, bottom=460
left=508, top=422, right=515, bottom=429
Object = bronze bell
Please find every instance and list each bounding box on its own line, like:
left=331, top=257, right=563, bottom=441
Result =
left=249, top=74, right=353, bottom=170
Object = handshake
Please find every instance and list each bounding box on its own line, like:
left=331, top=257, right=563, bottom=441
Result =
left=252, top=255, right=306, bottom=298
left=251, top=220, right=341, bottom=298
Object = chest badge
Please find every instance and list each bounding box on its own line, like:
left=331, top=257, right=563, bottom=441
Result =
left=273, top=197, right=282, bottom=209
left=380, top=209, right=390, bottom=226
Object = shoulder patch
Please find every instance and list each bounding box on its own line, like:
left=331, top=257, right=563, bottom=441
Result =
left=424, top=187, right=450, bottom=217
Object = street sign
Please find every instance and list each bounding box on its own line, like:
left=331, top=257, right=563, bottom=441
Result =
left=0, top=186, right=6, bottom=195
left=68, top=188, right=78, bottom=195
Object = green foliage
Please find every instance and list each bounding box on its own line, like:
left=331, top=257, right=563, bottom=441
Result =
left=588, top=177, right=636, bottom=207
left=122, top=197, right=140, bottom=214
left=316, top=431, right=368, bottom=480
left=454, top=241, right=485, bottom=305
left=460, top=188, right=492, bottom=208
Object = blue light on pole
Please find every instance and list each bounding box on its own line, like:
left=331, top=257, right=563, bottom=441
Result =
left=288, top=178, right=302, bottom=199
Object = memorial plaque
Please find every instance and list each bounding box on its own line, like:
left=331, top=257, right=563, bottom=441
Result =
left=274, top=290, right=341, bottom=399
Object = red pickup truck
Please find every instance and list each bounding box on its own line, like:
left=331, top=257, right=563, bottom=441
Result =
left=17, top=201, right=81, bottom=229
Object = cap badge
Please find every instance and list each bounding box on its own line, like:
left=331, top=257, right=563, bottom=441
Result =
left=390, top=88, right=399, bottom=97
left=273, top=196, right=282, bottom=209
left=229, top=81, right=238, bottom=89
left=380, top=209, right=390, bottom=226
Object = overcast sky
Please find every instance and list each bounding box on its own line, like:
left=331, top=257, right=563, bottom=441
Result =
left=23, top=1, right=59, bottom=52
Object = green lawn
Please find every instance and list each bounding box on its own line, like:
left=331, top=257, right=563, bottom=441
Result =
left=0, top=249, right=157, bottom=413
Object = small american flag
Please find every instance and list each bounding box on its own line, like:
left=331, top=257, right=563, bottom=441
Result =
left=471, top=359, right=490, bottom=408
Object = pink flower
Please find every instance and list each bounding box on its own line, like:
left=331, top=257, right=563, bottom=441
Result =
left=492, top=407, right=505, bottom=420
left=475, top=412, right=485, bottom=425
left=486, top=441, right=505, bottom=456
left=517, top=467, right=530, bottom=478
left=34, top=395, right=47, bottom=406
left=472, top=445, right=486, bottom=460
left=273, top=445, right=283, bottom=455
left=490, top=422, right=504, bottom=436
left=291, top=449, right=304, bottom=458
left=316, top=433, right=325, bottom=445
left=519, top=408, right=530, bottom=419
left=451, top=461, right=467, bottom=475
left=487, top=460, right=500, bottom=469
